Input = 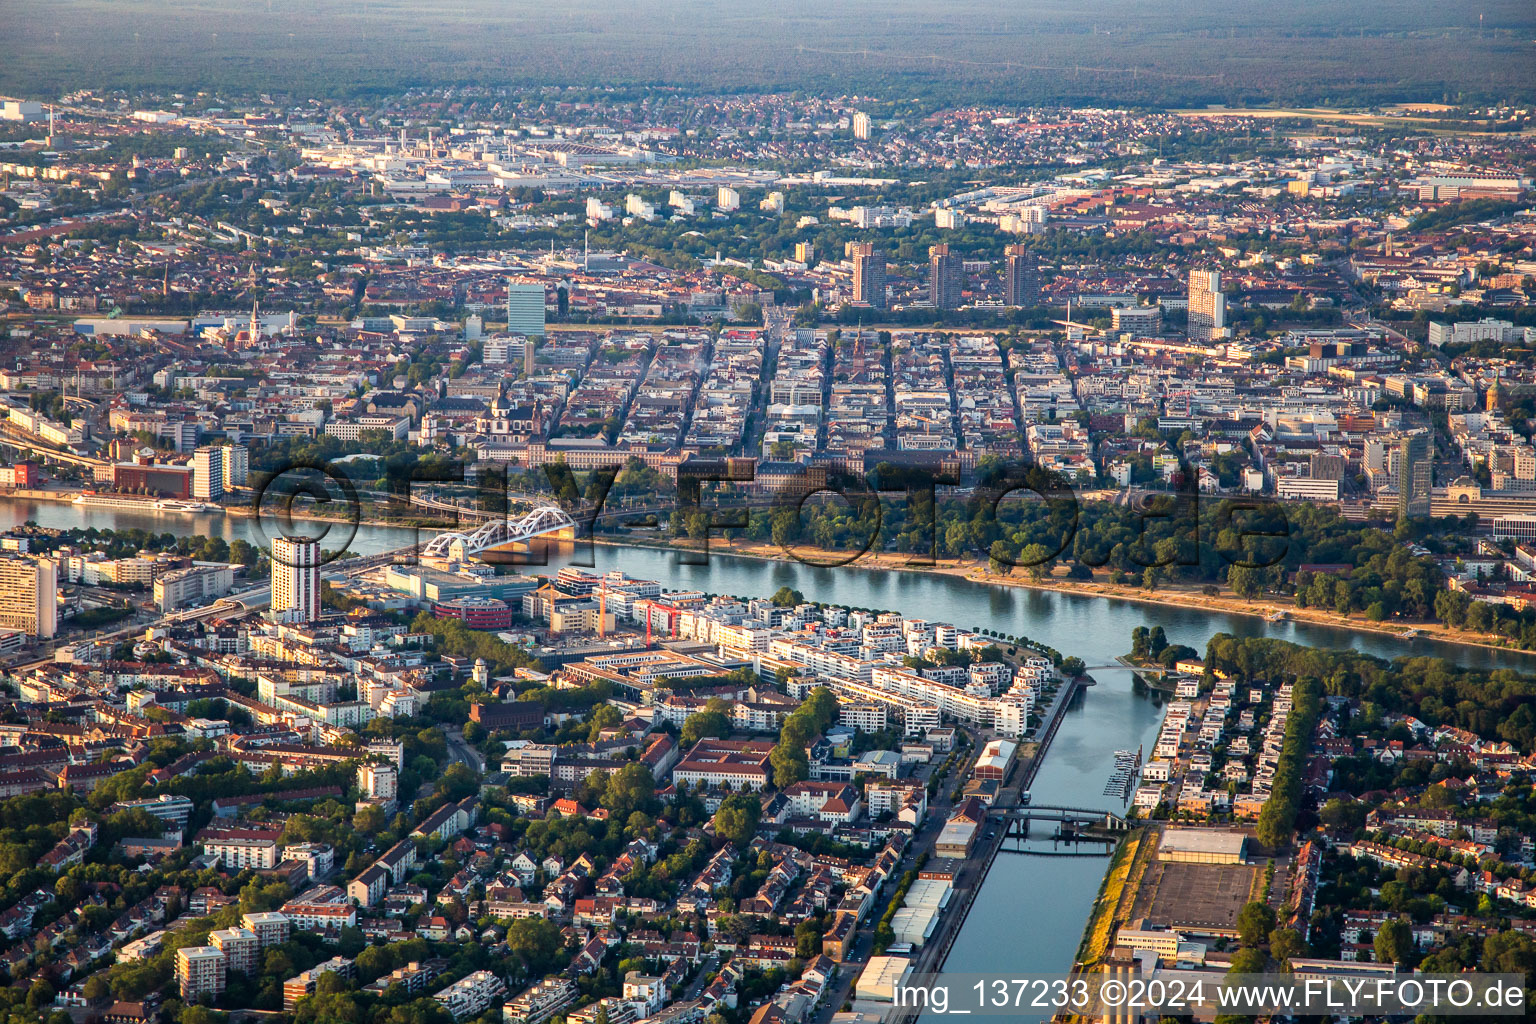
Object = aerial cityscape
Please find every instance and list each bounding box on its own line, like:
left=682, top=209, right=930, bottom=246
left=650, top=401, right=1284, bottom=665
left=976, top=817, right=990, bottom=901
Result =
left=0, top=2, right=1534, bottom=1023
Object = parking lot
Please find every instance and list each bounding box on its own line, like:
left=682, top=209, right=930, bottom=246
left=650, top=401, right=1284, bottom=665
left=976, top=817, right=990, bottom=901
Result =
left=1135, top=859, right=1265, bottom=936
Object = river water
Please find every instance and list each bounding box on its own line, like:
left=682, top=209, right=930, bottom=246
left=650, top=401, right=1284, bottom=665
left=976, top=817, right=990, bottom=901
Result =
left=7, top=497, right=1532, bottom=986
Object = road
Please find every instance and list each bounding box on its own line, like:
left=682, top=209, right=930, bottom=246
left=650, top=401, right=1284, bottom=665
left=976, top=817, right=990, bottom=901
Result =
left=811, top=749, right=964, bottom=1024
left=443, top=727, right=484, bottom=774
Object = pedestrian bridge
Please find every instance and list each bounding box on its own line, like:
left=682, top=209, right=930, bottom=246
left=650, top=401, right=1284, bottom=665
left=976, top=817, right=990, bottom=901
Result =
left=419, top=505, right=577, bottom=558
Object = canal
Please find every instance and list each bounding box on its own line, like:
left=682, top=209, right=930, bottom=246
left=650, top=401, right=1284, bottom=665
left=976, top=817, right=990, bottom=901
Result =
left=6, top=498, right=1531, bottom=987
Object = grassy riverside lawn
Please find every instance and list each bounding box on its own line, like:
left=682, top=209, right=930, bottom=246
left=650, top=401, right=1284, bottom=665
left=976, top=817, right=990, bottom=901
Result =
left=1076, top=830, right=1145, bottom=966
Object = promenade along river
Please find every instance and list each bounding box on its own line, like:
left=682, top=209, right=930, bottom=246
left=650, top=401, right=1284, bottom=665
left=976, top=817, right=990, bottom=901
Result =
left=6, top=498, right=1533, bottom=985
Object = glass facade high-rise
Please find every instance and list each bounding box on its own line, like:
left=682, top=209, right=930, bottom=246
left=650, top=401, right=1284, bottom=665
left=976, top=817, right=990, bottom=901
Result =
left=506, top=281, right=547, bottom=338
left=1396, top=429, right=1432, bottom=518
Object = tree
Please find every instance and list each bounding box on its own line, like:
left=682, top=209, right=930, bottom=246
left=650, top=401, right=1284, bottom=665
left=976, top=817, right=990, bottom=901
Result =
left=770, top=586, right=804, bottom=607
left=802, top=687, right=839, bottom=731
left=1236, top=901, right=1276, bottom=948
left=353, top=803, right=386, bottom=835
left=26, top=980, right=54, bottom=1012
left=1374, top=918, right=1412, bottom=965
left=1268, top=928, right=1305, bottom=968
left=1226, top=947, right=1266, bottom=974
left=1228, top=564, right=1262, bottom=598
left=713, top=793, right=760, bottom=846
left=681, top=710, right=730, bottom=746
left=770, top=742, right=808, bottom=787
left=602, top=763, right=655, bottom=819
left=505, top=917, right=562, bottom=972
left=586, top=704, right=623, bottom=741
left=1482, top=931, right=1536, bottom=975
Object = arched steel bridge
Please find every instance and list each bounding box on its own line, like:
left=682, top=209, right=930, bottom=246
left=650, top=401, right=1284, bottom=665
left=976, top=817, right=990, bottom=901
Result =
left=419, top=504, right=576, bottom=558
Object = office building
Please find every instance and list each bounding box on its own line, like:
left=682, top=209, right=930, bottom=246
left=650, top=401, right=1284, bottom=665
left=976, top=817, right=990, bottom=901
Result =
left=109, top=793, right=194, bottom=833
left=1110, top=305, right=1162, bottom=337
left=191, top=446, right=224, bottom=501
left=1004, top=244, right=1038, bottom=306
left=929, top=244, right=962, bottom=310
left=852, top=112, right=872, bottom=140
left=271, top=536, right=321, bottom=624
left=0, top=555, right=56, bottom=638
left=1396, top=430, right=1432, bottom=518
left=1427, top=318, right=1518, bottom=348
left=505, top=281, right=546, bottom=338
left=850, top=243, right=886, bottom=309
left=1187, top=269, right=1227, bottom=341
left=155, top=564, right=234, bottom=613
left=177, top=945, right=227, bottom=1001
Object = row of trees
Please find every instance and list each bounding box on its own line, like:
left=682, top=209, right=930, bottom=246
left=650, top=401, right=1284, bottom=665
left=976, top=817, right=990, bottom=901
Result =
left=1253, top=678, right=1322, bottom=850
left=767, top=687, right=840, bottom=788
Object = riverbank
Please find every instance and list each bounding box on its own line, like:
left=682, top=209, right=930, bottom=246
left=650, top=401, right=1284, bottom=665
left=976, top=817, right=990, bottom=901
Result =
left=635, top=534, right=1536, bottom=661
left=1075, top=830, right=1146, bottom=966
left=910, top=674, right=1085, bottom=982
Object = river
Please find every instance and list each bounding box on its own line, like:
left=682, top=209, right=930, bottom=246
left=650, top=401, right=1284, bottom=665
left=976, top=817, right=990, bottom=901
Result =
left=7, top=498, right=1532, bottom=990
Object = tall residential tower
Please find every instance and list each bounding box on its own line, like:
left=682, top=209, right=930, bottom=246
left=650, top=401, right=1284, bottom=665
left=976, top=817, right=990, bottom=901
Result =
left=1187, top=269, right=1226, bottom=341
left=929, top=244, right=963, bottom=310
left=271, top=536, right=321, bottom=624
left=1004, top=244, right=1038, bottom=307
left=850, top=243, right=886, bottom=309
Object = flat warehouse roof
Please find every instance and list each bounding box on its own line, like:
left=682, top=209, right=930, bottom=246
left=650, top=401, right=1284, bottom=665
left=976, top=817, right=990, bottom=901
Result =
left=1160, top=828, right=1248, bottom=857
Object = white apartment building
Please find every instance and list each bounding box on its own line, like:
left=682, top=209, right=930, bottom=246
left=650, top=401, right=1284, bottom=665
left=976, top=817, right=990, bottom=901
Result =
left=838, top=701, right=888, bottom=732
left=203, top=833, right=279, bottom=870
left=357, top=762, right=398, bottom=801
left=155, top=564, right=234, bottom=613
left=0, top=555, right=56, bottom=638
left=222, top=444, right=249, bottom=486
left=191, top=445, right=224, bottom=500
left=272, top=536, right=321, bottom=624
left=209, top=928, right=259, bottom=975
left=1188, top=269, right=1227, bottom=341
left=177, top=946, right=227, bottom=1001
left=433, top=970, right=511, bottom=1021
left=241, top=911, right=291, bottom=948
